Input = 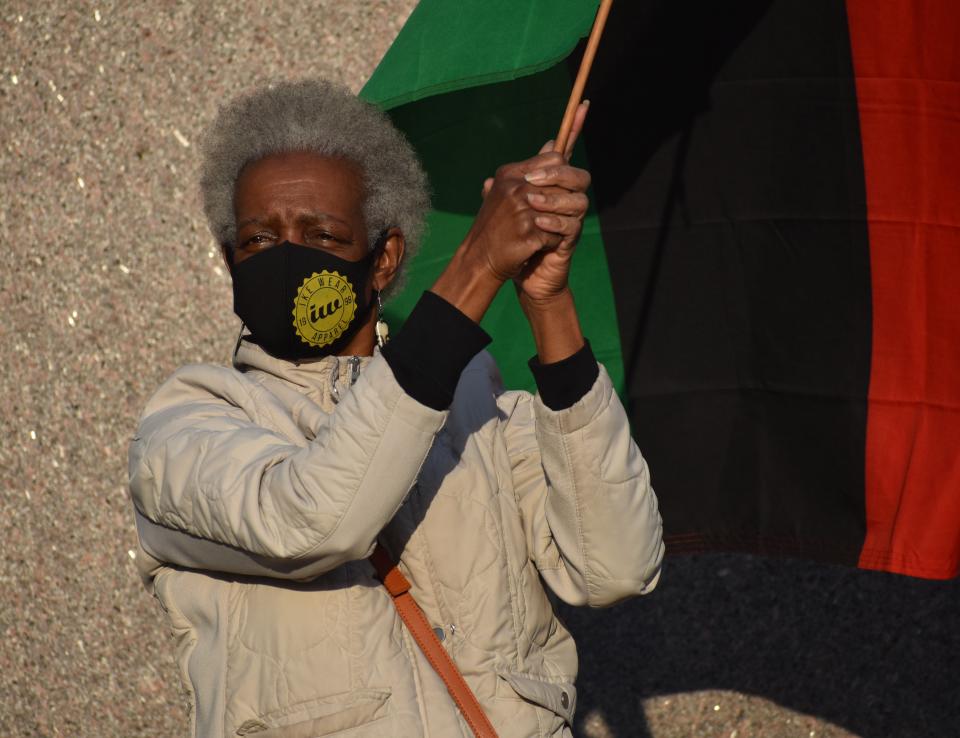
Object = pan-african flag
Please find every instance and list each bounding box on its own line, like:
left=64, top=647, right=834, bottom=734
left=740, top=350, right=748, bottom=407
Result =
left=361, top=0, right=960, bottom=580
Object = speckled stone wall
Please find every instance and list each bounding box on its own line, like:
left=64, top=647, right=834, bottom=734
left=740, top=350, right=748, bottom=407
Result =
left=2, top=3, right=957, bottom=738
left=0, top=3, right=415, bottom=735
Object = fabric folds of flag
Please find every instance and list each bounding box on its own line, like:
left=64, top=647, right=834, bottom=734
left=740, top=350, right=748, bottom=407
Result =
left=361, top=0, right=960, bottom=580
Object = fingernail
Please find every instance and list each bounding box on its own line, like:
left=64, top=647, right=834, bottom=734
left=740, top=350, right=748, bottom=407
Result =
left=527, top=192, right=546, bottom=205
left=525, top=169, right=547, bottom=183
left=583, top=99, right=591, bottom=107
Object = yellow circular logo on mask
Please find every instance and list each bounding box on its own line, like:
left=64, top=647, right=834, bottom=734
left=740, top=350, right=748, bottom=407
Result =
left=291, top=271, right=357, bottom=347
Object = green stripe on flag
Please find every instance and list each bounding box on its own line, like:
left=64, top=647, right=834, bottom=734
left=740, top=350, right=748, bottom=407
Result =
left=361, top=0, right=600, bottom=109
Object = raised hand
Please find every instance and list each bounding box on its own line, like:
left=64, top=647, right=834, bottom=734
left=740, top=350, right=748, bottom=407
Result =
left=463, top=151, right=587, bottom=283
left=430, top=133, right=587, bottom=322
left=512, top=156, right=591, bottom=305
left=513, top=102, right=591, bottom=306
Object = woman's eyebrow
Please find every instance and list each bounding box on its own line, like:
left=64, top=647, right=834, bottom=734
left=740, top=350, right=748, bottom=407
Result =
left=236, top=212, right=352, bottom=230
left=296, top=211, right=351, bottom=227
left=236, top=216, right=269, bottom=230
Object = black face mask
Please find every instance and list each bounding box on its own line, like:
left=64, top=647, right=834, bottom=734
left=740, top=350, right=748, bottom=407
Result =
left=229, top=241, right=377, bottom=360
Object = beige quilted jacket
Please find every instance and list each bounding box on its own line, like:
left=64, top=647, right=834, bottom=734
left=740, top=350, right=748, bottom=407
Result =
left=129, top=339, right=663, bottom=737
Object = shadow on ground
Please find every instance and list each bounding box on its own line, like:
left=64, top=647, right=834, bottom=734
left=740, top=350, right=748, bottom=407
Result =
left=560, top=554, right=959, bottom=738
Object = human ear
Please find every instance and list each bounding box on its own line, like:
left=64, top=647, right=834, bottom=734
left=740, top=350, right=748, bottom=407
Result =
left=372, top=227, right=406, bottom=292
left=220, top=243, right=233, bottom=271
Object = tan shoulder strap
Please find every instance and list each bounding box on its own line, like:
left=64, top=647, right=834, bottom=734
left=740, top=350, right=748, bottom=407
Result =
left=370, top=543, right=499, bottom=738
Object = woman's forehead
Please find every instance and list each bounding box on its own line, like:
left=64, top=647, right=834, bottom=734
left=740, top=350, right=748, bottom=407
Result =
left=239, top=150, right=362, bottom=186
left=234, top=151, right=365, bottom=217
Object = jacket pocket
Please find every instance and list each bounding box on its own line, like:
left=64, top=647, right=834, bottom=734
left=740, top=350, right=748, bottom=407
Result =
left=236, top=688, right=391, bottom=737
left=495, top=672, right=577, bottom=726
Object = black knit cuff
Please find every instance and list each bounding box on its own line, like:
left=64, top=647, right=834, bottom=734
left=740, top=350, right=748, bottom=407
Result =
left=381, top=291, right=492, bottom=411
left=528, top=339, right=599, bottom=411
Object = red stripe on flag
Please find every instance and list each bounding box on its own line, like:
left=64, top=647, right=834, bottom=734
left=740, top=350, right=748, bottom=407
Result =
left=847, top=0, right=960, bottom=578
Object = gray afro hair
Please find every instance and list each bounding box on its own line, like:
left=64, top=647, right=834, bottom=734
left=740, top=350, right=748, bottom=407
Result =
left=200, top=79, right=430, bottom=297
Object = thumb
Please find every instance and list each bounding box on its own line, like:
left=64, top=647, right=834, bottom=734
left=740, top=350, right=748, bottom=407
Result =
left=538, top=139, right=556, bottom=155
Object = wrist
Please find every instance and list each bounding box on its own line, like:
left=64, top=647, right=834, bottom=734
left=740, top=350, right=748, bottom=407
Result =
left=430, top=244, right=505, bottom=324
left=519, top=287, right=585, bottom=364
left=518, top=286, right=574, bottom=317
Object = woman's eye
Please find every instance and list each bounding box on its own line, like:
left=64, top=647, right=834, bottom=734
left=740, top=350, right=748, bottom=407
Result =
left=307, top=231, right=352, bottom=248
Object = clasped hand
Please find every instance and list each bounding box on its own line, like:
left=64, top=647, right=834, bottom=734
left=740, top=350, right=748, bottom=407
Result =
left=462, top=103, right=591, bottom=307
left=431, top=103, right=590, bottom=327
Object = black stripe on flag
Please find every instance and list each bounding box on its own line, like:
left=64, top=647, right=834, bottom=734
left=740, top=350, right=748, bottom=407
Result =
left=577, top=0, right=872, bottom=562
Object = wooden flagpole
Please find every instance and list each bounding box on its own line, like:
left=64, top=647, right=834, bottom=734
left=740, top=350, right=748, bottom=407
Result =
left=553, top=0, right=614, bottom=153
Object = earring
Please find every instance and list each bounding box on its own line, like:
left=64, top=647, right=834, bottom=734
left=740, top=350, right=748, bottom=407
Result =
left=375, top=291, right=389, bottom=348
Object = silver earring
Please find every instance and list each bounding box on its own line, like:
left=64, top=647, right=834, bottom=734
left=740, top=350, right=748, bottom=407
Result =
left=375, top=292, right=389, bottom=348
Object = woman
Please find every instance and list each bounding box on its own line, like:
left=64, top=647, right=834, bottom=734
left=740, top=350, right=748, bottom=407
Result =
left=129, top=79, right=663, bottom=738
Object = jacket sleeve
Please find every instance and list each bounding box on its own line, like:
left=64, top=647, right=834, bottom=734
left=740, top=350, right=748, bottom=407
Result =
left=499, top=363, right=664, bottom=607
left=128, top=355, right=446, bottom=580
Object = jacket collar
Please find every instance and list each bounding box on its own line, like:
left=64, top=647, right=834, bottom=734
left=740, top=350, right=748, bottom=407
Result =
left=232, top=335, right=375, bottom=411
